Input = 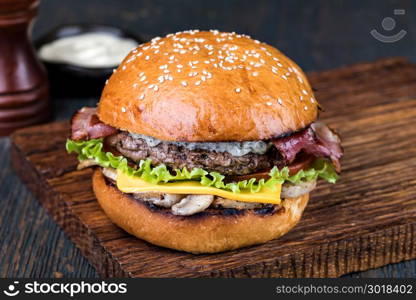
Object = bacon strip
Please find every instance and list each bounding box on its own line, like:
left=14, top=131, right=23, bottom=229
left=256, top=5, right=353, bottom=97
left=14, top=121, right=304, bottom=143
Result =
left=272, top=122, right=343, bottom=172
left=71, top=107, right=118, bottom=140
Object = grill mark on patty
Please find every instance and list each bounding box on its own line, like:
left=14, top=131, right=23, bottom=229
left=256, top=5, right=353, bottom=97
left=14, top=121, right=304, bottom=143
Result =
left=106, top=132, right=284, bottom=175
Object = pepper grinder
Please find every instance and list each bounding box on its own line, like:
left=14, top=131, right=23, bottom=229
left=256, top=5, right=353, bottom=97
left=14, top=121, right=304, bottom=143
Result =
left=0, top=0, right=50, bottom=136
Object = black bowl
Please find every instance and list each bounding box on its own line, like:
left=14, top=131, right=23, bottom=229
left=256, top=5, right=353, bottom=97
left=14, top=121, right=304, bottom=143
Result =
left=35, top=24, right=144, bottom=98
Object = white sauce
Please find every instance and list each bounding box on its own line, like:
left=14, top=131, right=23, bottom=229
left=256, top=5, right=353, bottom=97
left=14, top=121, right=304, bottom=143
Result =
left=130, top=133, right=272, bottom=157
left=38, top=32, right=137, bottom=68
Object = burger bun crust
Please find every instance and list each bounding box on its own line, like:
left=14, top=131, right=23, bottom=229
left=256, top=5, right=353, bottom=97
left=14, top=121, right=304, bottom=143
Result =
left=98, top=30, right=318, bottom=142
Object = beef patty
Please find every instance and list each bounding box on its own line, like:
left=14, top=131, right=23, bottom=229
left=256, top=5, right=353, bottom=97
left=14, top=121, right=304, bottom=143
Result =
left=106, top=132, right=284, bottom=175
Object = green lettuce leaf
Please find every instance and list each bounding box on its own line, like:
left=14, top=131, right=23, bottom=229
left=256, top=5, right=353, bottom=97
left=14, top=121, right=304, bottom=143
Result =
left=66, top=138, right=339, bottom=193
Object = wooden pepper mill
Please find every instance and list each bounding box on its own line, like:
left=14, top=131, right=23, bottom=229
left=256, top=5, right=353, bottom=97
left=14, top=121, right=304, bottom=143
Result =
left=0, top=0, right=49, bottom=136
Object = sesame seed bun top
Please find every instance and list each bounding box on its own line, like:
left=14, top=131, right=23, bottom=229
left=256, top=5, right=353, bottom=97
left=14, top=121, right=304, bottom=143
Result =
left=98, top=30, right=318, bottom=142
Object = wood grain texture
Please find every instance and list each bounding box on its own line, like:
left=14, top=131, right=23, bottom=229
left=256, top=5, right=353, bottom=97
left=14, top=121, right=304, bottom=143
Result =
left=0, top=138, right=98, bottom=278
left=10, top=57, right=416, bottom=277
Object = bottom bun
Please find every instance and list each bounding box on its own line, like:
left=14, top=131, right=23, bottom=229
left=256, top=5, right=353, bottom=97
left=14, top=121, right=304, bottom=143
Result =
left=92, top=169, right=309, bottom=253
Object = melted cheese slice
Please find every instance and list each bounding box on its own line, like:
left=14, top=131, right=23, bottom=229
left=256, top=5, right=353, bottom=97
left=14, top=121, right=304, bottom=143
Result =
left=116, top=170, right=282, bottom=204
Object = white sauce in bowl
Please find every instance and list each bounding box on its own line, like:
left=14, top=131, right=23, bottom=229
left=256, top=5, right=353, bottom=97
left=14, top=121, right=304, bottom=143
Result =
left=38, top=32, right=138, bottom=68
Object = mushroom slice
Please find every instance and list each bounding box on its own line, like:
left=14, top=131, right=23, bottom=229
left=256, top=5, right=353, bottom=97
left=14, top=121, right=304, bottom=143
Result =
left=133, top=192, right=184, bottom=208
left=77, top=159, right=99, bottom=170
left=281, top=179, right=317, bottom=199
left=172, top=194, right=214, bottom=216
left=212, top=197, right=263, bottom=209
left=156, top=194, right=185, bottom=208
left=102, top=167, right=118, bottom=181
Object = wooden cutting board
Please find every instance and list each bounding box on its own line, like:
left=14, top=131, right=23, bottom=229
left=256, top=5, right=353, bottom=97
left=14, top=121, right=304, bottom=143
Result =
left=10, top=57, right=416, bottom=278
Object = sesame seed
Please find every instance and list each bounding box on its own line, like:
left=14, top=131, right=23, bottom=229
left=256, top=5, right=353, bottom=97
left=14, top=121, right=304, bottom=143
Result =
left=121, top=107, right=126, bottom=112
left=281, top=75, right=288, bottom=80
left=105, top=79, right=109, bottom=85
left=302, top=89, right=308, bottom=95
left=139, top=76, right=146, bottom=82
left=145, top=56, right=150, bottom=60
left=133, top=83, right=138, bottom=88
left=153, top=85, right=159, bottom=91
left=235, top=88, right=241, bottom=93
left=252, top=72, right=259, bottom=76
left=266, top=101, right=273, bottom=106
left=300, top=95, right=303, bottom=101
left=195, top=81, right=201, bottom=86
left=139, top=94, right=145, bottom=100
left=122, top=65, right=126, bottom=70
left=304, top=106, right=308, bottom=110
left=277, top=98, right=283, bottom=105
left=181, top=81, right=188, bottom=87
left=310, top=97, right=315, bottom=103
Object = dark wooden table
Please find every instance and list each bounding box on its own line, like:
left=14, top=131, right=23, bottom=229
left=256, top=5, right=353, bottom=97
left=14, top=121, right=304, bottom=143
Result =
left=1, top=0, right=416, bottom=277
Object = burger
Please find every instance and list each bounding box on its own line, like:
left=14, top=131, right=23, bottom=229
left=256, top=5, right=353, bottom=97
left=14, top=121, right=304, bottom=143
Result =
left=66, top=30, right=343, bottom=253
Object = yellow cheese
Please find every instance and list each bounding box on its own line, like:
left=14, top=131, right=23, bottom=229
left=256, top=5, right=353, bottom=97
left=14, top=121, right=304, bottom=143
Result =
left=116, top=170, right=281, bottom=204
